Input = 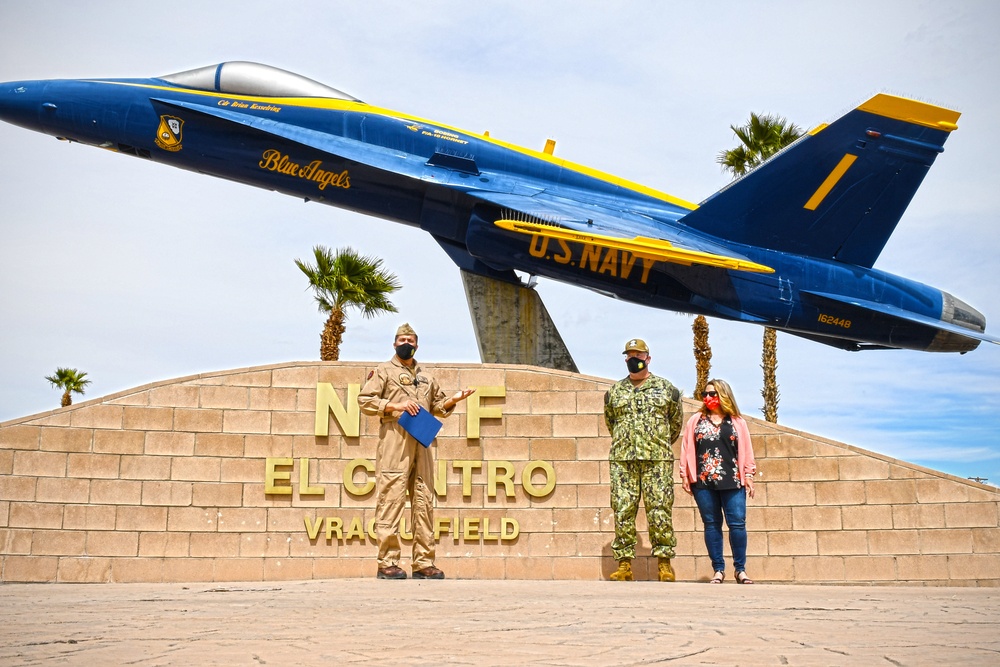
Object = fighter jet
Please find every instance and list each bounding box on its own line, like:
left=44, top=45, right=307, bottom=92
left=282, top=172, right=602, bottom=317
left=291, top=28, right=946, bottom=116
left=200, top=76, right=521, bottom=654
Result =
left=0, top=61, right=994, bottom=353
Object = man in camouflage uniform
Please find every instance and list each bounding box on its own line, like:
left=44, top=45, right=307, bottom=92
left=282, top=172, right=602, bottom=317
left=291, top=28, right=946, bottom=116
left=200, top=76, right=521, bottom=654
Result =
left=358, top=323, right=475, bottom=580
left=603, top=338, right=683, bottom=582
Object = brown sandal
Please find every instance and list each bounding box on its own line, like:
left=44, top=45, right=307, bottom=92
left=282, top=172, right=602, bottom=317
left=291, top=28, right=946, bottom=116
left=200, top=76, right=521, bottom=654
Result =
left=735, top=571, right=754, bottom=584
left=709, top=571, right=725, bottom=584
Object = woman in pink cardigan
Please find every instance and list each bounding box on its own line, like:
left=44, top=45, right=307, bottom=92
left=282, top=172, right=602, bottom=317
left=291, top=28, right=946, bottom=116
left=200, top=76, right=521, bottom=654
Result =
left=680, top=378, right=757, bottom=584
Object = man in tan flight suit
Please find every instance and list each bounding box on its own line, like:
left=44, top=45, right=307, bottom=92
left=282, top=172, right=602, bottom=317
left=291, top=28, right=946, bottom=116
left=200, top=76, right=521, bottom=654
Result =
left=358, top=323, right=475, bottom=580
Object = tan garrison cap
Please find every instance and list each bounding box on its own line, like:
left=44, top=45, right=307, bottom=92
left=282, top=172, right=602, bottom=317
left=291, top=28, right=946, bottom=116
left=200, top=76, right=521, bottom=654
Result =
left=395, top=322, right=417, bottom=338
left=622, top=338, right=649, bottom=354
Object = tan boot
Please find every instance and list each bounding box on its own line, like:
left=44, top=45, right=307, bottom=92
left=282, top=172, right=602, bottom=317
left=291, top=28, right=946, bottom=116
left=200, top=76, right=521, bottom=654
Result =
left=658, top=558, right=675, bottom=582
left=610, top=560, right=633, bottom=581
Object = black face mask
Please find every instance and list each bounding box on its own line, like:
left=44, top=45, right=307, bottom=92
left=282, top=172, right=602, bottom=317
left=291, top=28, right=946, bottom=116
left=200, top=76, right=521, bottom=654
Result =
left=626, top=356, right=647, bottom=374
left=395, top=343, right=416, bottom=360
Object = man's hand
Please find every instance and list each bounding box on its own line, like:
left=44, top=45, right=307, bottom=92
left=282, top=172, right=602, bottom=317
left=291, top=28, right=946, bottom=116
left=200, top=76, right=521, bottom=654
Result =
left=444, top=388, right=476, bottom=410
left=389, top=399, right=421, bottom=416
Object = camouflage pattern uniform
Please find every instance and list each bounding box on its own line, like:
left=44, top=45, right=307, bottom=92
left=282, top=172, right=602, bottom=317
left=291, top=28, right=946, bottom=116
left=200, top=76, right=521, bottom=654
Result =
left=604, top=374, right=683, bottom=561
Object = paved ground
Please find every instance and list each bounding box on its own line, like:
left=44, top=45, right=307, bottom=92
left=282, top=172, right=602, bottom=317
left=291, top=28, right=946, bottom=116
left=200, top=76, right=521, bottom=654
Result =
left=0, top=579, right=997, bottom=665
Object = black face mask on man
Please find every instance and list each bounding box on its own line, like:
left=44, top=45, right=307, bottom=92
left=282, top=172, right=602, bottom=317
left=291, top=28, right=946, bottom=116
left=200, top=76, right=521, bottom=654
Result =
left=395, top=343, right=416, bottom=360
left=626, top=356, right=648, bottom=374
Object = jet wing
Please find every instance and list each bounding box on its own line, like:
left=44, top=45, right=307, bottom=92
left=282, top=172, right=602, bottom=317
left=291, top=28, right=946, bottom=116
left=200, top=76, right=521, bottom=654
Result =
left=469, top=191, right=773, bottom=274
left=802, top=290, right=1000, bottom=345
left=494, top=219, right=774, bottom=273
left=154, top=97, right=771, bottom=274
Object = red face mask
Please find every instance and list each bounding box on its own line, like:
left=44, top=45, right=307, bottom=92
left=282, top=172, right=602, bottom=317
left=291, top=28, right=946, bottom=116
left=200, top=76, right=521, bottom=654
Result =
left=703, top=396, right=721, bottom=411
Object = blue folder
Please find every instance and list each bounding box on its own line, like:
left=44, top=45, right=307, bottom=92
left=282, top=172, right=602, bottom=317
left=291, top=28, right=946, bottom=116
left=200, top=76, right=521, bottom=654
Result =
left=397, top=406, right=443, bottom=447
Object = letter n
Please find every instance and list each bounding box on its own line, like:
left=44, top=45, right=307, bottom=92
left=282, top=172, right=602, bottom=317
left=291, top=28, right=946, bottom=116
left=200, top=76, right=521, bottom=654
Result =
left=315, top=383, right=360, bottom=437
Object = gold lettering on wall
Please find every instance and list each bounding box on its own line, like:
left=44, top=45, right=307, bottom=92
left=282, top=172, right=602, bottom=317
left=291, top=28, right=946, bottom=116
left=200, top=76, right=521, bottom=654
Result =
left=343, top=458, right=375, bottom=495
left=466, top=385, right=505, bottom=438
left=314, top=383, right=504, bottom=440
left=315, top=383, right=360, bottom=437
left=265, top=457, right=293, bottom=495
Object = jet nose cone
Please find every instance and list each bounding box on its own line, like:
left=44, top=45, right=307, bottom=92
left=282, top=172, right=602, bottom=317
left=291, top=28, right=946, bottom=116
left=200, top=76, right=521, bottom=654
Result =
left=0, top=80, right=49, bottom=132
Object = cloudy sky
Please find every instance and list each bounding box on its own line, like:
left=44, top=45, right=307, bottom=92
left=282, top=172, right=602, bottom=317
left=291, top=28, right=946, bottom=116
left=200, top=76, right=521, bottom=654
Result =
left=2, top=1, right=998, bottom=484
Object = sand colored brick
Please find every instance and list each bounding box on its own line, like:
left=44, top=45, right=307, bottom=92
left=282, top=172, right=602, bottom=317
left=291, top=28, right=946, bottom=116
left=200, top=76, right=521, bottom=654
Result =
left=63, top=505, right=116, bottom=530
left=842, top=504, right=894, bottom=530
left=67, top=452, right=120, bottom=479
left=199, top=386, right=249, bottom=410
left=144, top=431, right=195, bottom=456
left=93, top=430, right=145, bottom=455
left=9, top=502, right=63, bottom=529
left=869, top=529, right=921, bottom=555
left=173, top=408, right=224, bottom=433
left=844, top=555, right=897, bottom=580
left=0, top=425, right=41, bottom=450
left=817, top=530, right=868, bottom=556
left=766, top=481, right=816, bottom=507
left=123, top=407, right=174, bottom=431
left=2, top=555, right=59, bottom=582
left=58, top=556, right=113, bottom=583
left=192, top=482, right=244, bottom=508
left=0, top=362, right=997, bottom=585
left=789, top=456, right=839, bottom=481
left=89, top=480, right=142, bottom=506
left=40, top=428, right=93, bottom=453
left=814, top=480, right=866, bottom=506
left=13, top=450, right=67, bottom=478
left=838, top=455, right=891, bottom=480
left=920, top=529, right=974, bottom=554
left=69, top=405, right=123, bottom=429
left=944, top=502, right=999, bottom=528
left=32, top=529, right=87, bottom=556
left=865, top=479, right=918, bottom=504
left=148, top=384, right=200, bottom=408
left=86, top=531, right=138, bottom=557
left=791, top=505, right=842, bottom=531
left=35, top=477, right=90, bottom=504
left=116, top=506, right=168, bottom=532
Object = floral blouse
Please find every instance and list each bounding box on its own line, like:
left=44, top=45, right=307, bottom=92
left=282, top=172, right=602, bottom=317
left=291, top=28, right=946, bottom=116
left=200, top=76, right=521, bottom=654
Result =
left=693, top=414, right=741, bottom=490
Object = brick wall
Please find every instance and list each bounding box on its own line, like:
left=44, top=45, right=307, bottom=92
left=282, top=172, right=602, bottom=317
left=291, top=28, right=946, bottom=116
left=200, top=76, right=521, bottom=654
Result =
left=1, top=362, right=997, bottom=585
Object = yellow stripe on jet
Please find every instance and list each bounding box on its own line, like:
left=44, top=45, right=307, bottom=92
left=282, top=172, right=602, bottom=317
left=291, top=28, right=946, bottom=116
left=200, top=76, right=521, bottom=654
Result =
left=92, top=80, right=698, bottom=212
left=803, top=153, right=858, bottom=211
left=858, top=93, right=960, bottom=131
left=494, top=220, right=774, bottom=274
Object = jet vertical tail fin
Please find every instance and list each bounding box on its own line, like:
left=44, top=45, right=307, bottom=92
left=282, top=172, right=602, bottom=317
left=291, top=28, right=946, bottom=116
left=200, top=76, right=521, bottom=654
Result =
left=680, top=94, right=960, bottom=267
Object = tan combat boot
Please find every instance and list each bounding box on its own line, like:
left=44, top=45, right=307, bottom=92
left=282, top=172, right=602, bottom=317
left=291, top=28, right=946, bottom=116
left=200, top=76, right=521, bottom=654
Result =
left=610, top=560, right=633, bottom=581
left=658, top=558, right=676, bottom=582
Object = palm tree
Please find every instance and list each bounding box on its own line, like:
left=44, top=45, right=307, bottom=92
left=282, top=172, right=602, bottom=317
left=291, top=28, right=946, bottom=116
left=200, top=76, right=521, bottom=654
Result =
left=718, top=112, right=802, bottom=422
left=45, top=367, right=91, bottom=407
left=717, top=112, right=803, bottom=177
left=693, top=315, right=712, bottom=399
left=761, top=328, right=779, bottom=423
left=295, top=245, right=401, bottom=361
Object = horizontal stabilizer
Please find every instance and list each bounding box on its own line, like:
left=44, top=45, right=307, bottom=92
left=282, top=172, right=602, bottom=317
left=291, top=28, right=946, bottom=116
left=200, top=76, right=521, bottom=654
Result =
left=494, top=220, right=774, bottom=273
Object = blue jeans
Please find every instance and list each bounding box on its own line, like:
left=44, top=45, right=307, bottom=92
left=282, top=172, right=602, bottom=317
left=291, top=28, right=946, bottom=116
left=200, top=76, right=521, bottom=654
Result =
left=692, top=486, right=747, bottom=574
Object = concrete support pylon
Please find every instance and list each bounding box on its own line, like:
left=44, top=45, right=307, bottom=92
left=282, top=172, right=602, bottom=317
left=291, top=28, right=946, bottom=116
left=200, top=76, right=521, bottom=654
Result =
left=460, top=270, right=578, bottom=372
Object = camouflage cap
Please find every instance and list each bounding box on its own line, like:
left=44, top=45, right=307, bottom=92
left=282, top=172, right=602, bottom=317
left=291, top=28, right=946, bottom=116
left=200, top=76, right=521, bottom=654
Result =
left=622, top=338, right=649, bottom=354
left=395, top=322, right=417, bottom=338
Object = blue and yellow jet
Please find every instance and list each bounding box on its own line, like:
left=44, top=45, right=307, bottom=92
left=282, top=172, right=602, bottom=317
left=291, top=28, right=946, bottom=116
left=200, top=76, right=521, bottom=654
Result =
left=0, top=62, right=994, bottom=352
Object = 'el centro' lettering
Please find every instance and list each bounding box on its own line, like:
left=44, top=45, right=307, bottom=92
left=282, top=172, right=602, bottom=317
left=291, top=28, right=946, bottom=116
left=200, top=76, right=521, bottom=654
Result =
left=265, top=457, right=556, bottom=499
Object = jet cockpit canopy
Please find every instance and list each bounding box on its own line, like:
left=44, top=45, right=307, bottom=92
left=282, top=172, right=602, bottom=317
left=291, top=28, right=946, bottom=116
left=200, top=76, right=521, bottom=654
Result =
left=158, top=61, right=359, bottom=101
